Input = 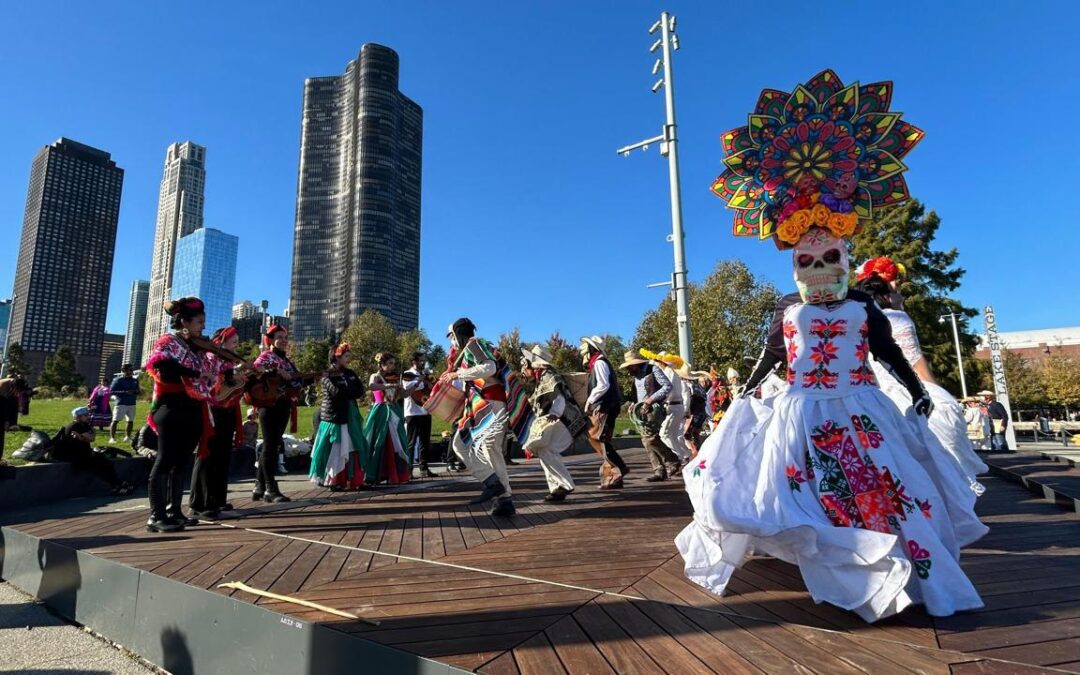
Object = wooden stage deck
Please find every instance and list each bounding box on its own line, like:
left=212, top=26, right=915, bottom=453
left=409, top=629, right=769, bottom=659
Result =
left=4, top=448, right=1080, bottom=674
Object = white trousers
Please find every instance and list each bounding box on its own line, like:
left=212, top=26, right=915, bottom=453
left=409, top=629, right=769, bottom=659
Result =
left=452, top=404, right=512, bottom=496
left=660, top=403, right=690, bottom=461
left=525, top=417, right=575, bottom=493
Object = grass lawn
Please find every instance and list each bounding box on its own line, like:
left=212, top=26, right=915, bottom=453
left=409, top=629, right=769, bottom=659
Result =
left=4, top=398, right=636, bottom=466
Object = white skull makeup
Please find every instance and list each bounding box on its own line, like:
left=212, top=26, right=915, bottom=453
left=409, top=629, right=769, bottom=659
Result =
left=792, top=227, right=849, bottom=303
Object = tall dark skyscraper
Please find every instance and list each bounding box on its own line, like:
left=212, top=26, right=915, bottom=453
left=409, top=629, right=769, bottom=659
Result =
left=289, top=43, right=423, bottom=341
left=8, top=138, right=124, bottom=385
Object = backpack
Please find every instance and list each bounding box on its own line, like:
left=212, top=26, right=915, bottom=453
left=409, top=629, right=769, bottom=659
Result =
left=554, top=376, right=590, bottom=438
left=12, top=430, right=52, bottom=462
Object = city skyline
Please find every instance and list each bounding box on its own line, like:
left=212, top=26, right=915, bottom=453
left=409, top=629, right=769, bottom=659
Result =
left=6, top=138, right=124, bottom=385
left=121, top=279, right=148, bottom=367
left=289, top=43, right=422, bottom=341
left=171, top=227, right=239, bottom=336
left=1, top=4, right=1078, bottom=348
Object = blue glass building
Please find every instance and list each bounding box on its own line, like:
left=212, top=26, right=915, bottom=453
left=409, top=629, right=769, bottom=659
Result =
left=171, top=228, right=239, bottom=335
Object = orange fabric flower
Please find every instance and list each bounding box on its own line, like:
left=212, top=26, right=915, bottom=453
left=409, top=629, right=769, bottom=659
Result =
left=811, top=203, right=832, bottom=226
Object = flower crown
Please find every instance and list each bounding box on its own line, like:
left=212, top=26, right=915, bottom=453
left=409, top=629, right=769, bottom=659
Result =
left=711, top=69, right=924, bottom=249
left=855, top=256, right=906, bottom=283
left=639, top=348, right=684, bottom=369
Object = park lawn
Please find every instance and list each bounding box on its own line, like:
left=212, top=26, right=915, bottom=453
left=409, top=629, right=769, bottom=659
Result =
left=4, top=398, right=635, bottom=466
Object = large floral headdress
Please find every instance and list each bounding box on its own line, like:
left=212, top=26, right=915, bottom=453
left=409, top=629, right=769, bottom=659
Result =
left=711, top=69, right=923, bottom=249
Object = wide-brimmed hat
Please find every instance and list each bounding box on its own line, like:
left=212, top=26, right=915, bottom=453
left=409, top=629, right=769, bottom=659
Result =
left=520, top=344, right=555, bottom=368
left=580, top=335, right=606, bottom=353
left=619, top=350, right=648, bottom=369
left=726, top=367, right=741, bottom=380
left=977, top=390, right=995, bottom=397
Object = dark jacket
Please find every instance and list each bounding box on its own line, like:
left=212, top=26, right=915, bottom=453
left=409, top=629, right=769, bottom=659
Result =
left=987, top=400, right=1008, bottom=429
left=319, top=368, right=365, bottom=425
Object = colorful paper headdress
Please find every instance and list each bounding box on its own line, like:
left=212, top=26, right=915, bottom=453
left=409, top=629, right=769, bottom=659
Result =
left=639, top=348, right=684, bottom=370
left=855, top=256, right=906, bottom=283
left=711, top=69, right=924, bottom=248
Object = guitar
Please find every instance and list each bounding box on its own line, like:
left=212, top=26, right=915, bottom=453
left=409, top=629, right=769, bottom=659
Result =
left=400, top=370, right=433, bottom=405
left=244, top=370, right=321, bottom=408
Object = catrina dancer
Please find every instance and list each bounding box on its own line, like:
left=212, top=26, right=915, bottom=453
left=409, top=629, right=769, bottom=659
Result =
left=143, top=297, right=216, bottom=532
left=677, top=70, right=986, bottom=621
left=854, top=257, right=988, bottom=493
left=251, top=324, right=299, bottom=503
left=364, top=352, right=411, bottom=485
left=309, top=343, right=369, bottom=490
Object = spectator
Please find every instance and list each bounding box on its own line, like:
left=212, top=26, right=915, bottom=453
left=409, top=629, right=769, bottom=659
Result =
left=133, top=423, right=158, bottom=459
left=963, top=397, right=991, bottom=451
left=88, top=379, right=112, bottom=430
left=109, top=364, right=141, bottom=443
left=51, top=407, right=134, bottom=495
left=0, top=377, right=29, bottom=451
left=242, top=408, right=259, bottom=450
left=980, top=390, right=1011, bottom=452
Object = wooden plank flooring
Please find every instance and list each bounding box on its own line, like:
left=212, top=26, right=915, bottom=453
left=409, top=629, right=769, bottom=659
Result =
left=5, top=449, right=1080, bottom=673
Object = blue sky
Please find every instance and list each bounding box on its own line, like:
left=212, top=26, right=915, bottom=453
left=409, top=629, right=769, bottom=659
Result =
left=1, top=1, right=1077, bottom=347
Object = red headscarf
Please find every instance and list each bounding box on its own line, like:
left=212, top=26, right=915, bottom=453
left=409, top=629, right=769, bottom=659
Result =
left=212, top=326, right=238, bottom=345
left=263, top=324, right=288, bottom=349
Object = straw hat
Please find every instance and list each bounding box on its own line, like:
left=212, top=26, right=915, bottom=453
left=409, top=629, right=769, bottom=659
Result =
left=580, top=335, right=606, bottom=353
left=726, top=367, right=740, bottom=380
left=976, top=390, right=995, bottom=397
left=619, top=350, right=648, bottom=369
left=520, top=344, right=555, bottom=368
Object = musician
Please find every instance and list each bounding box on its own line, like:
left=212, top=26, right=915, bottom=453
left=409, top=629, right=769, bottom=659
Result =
left=580, top=336, right=629, bottom=489
left=188, top=327, right=245, bottom=518
left=402, top=352, right=435, bottom=478
left=620, top=350, right=680, bottom=482
left=440, top=317, right=516, bottom=517
left=143, top=297, right=216, bottom=532
left=309, top=343, right=367, bottom=490
left=250, top=324, right=298, bottom=503
left=363, top=352, right=412, bottom=485
left=520, top=346, right=576, bottom=501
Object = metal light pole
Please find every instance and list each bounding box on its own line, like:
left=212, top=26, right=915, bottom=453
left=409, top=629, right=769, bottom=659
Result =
left=617, top=12, right=693, bottom=365
left=940, top=312, right=968, bottom=398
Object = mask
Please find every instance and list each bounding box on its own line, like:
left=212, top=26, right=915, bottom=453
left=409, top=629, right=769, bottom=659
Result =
left=579, top=344, right=591, bottom=366
left=793, top=227, right=849, bottom=303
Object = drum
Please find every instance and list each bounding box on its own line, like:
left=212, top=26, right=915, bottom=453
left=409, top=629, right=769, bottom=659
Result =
left=564, top=372, right=590, bottom=409
left=424, top=381, right=467, bottom=423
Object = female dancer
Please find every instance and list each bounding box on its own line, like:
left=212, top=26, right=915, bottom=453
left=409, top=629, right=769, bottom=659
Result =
left=363, top=353, right=411, bottom=485
left=88, top=378, right=112, bottom=430
left=855, top=258, right=987, bottom=493
left=188, top=326, right=245, bottom=518
left=251, top=325, right=297, bottom=502
left=309, top=343, right=368, bottom=490
left=143, top=297, right=215, bottom=532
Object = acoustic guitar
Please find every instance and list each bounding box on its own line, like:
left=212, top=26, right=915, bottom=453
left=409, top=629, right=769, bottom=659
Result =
left=244, top=371, right=320, bottom=408
left=400, top=371, right=433, bottom=405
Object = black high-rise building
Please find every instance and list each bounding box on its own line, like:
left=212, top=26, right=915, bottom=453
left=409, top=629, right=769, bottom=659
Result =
left=9, top=138, right=124, bottom=385
left=289, top=43, right=423, bottom=341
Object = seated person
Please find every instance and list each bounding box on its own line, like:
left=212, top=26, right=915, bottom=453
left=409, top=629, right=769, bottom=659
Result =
left=52, top=407, right=134, bottom=496
left=132, top=423, right=158, bottom=459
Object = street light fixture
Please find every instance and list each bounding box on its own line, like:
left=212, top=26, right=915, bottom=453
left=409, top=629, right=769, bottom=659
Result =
left=616, top=11, right=693, bottom=364
left=939, top=312, right=968, bottom=398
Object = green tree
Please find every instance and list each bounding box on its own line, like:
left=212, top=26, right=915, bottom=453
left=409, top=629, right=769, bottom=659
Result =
left=632, top=260, right=780, bottom=375
left=3, top=342, right=30, bottom=377
left=1001, top=351, right=1044, bottom=407
left=546, top=332, right=580, bottom=375
left=234, top=340, right=261, bottom=364
left=428, top=344, right=448, bottom=374
left=293, top=337, right=333, bottom=375
left=1041, top=355, right=1080, bottom=408
left=849, top=200, right=978, bottom=396
left=397, top=329, right=434, bottom=369
left=339, top=309, right=398, bottom=377
left=497, top=328, right=525, bottom=372
left=38, top=346, right=83, bottom=390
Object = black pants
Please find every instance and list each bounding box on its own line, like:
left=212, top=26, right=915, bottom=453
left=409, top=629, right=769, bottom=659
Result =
left=258, top=399, right=291, bottom=494
left=149, top=395, right=201, bottom=521
left=190, top=405, right=236, bottom=512
left=51, top=441, right=120, bottom=487
left=406, top=414, right=432, bottom=468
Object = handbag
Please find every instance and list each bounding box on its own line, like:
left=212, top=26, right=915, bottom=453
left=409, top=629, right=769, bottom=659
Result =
left=424, top=381, right=467, bottom=423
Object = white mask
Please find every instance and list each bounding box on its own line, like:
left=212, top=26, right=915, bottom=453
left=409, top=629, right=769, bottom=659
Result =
left=792, top=227, right=849, bottom=303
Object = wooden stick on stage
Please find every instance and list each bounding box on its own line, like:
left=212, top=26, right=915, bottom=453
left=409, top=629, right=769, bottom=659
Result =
left=217, top=581, right=381, bottom=626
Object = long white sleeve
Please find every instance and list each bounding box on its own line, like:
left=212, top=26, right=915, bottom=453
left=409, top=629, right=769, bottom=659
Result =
left=586, top=360, right=612, bottom=408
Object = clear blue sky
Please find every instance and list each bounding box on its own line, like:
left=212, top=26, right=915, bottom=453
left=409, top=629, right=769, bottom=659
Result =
left=1, top=1, right=1077, bottom=347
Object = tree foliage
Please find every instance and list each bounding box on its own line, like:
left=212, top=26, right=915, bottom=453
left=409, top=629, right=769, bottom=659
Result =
left=632, top=260, right=780, bottom=376
left=849, top=200, right=979, bottom=396
left=233, top=340, right=261, bottom=364
left=292, top=337, right=333, bottom=375
left=999, top=351, right=1044, bottom=406
left=1041, top=355, right=1080, bottom=408
left=38, top=346, right=83, bottom=390
left=339, top=309, right=399, bottom=375
left=3, top=343, right=30, bottom=377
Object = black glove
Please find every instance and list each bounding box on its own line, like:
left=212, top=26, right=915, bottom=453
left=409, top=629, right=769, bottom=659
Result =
left=912, top=393, right=934, bottom=417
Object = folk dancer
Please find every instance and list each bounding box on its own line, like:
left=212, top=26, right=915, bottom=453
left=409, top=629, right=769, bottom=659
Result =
left=441, top=318, right=518, bottom=517
left=309, top=343, right=368, bottom=490
left=188, top=327, right=247, bottom=518
left=679, top=71, right=984, bottom=621
left=640, top=349, right=692, bottom=464
left=855, top=257, right=987, bottom=493
left=364, top=353, right=412, bottom=485
left=143, top=297, right=217, bottom=532
left=109, top=364, right=141, bottom=443
left=87, top=378, right=112, bottom=430
left=520, top=345, right=577, bottom=501
left=678, top=364, right=711, bottom=459
left=250, top=324, right=299, bottom=503
left=620, top=350, right=681, bottom=482
left=402, top=352, right=436, bottom=478
left=580, top=336, right=629, bottom=488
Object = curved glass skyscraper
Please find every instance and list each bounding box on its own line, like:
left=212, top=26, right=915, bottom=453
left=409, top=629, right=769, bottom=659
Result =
left=289, top=43, right=423, bottom=341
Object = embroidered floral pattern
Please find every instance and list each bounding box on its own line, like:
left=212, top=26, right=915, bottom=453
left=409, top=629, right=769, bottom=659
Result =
left=810, top=318, right=847, bottom=340
left=800, top=318, right=847, bottom=390
left=916, top=497, right=933, bottom=520
left=145, top=334, right=214, bottom=400
left=693, top=459, right=706, bottom=478
left=880, top=467, right=914, bottom=518
left=851, top=414, right=883, bottom=449
left=849, top=335, right=877, bottom=386
left=786, top=464, right=807, bottom=491
left=907, top=540, right=933, bottom=579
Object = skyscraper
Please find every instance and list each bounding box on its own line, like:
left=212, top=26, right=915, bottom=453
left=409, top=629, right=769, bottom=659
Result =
left=8, top=138, right=124, bottom=385
left=232, top=300, right=258, bottom=320
left=0, top=299, right=11, bottom=365
left=289, top=43, right=423, bottom=341
left=142, top=141, right=206, bottom=362
left=122, top=279, right=149, bottom=367
left=171, top=228, right=238, bottom=335
left=99, top=332, right=124, bottom=382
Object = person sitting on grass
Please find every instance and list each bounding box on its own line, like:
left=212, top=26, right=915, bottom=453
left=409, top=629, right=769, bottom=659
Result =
left=51, top=407, right=134, bottom=496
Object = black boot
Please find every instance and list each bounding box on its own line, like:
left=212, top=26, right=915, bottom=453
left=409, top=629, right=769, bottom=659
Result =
left=263, top=478, right=291, bottom=503
left=646, top=472, right=667, bottom=482
left=490, top=495, right=516, bottom=517
left=146, top=517, right=184, bottom=533
left=544, top=486, right=570, bottom=502
left=469, top=474, right=506, bottom=505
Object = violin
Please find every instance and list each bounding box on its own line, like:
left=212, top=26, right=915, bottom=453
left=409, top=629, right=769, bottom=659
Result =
left=186, top=335, right=248, bottom=365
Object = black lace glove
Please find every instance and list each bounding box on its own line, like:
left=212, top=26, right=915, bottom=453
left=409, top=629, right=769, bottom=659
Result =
left=912, top=392, right=934, bottom=417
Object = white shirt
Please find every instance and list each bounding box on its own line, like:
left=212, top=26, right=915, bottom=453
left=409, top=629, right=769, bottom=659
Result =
left=402, top=367, right=429, bottom=418
left=586, top=358, right=613, bottom=410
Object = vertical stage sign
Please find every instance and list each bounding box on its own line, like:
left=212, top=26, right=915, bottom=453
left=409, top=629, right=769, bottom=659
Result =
left=983, top=305, right=1018, bottom=449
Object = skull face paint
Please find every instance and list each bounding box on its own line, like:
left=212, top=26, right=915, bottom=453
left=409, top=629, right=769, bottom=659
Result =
left=793, top=227, right=849, bottom=303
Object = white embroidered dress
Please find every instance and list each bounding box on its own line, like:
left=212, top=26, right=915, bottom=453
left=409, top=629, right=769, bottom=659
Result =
left=677, top=299, right=986, bottom=622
